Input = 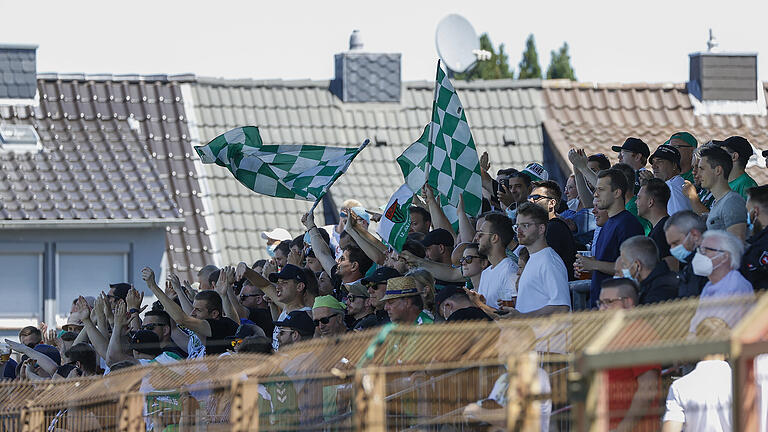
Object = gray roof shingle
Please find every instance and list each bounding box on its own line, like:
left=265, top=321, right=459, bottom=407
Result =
left=0, top=45, right=37, bottom=100
left=190, top=77, right=545, bottom=265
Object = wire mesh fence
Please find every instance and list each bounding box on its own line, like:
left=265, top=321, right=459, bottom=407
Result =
left=1, top=293, right=767, bottom=431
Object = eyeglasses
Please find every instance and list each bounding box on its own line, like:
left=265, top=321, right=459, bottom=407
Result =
left=313, top=313, right=340, bottom=327
left=140, top=323, right=166, bottom=331
left=596, top=297, right=629, bottom=307
left=513, top=222, right=540, bottom=231
left=697, top=246, right=726, bottom=255
left=347, top=295, right=367, bottom=301
left=474, top=231, right=494, bottom=237
left=239, top=293, right=261, bottom=301
left=528, top=194, right=554, bottom=202
left=459, top=255, right=482, bottom=264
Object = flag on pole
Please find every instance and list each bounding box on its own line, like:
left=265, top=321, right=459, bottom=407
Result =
left=396, top=125, right=429, bottom=194
left=195, top=126, right=368, bottom=210
left=427, top=61, right=483, bottom=218
left=376, top=184, right=414, bottom=252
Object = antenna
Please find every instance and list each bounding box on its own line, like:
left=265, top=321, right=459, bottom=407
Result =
left=707, top=28, right=719, bottom=52
left=435, top=14, right=482, bottom=73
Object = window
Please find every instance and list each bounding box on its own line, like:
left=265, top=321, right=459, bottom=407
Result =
left=56, top=243, right=128, bottom=318
left=0, top=244, right=43, bottom=318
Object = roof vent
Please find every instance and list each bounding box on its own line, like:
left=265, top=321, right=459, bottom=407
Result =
left=0, top=44, right=38, bottom=102
left=331, top=30, right=401, bottom=103
left=0, top=123, right=41, bottom=153
left=688, top=30, right=757, bottom=102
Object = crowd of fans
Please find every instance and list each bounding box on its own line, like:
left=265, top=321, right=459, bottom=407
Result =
left=2, top=132, right=767, bottom=431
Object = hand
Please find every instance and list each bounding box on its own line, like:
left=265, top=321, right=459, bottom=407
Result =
left=497, top=185, right=515, bottom=208
left=575, top=254, right=598, bottom=272
left=682, top=180, right=699, bottom=201
left=113, top=300, right=128, bottom=329
left=262, top=259, right=277, bottom=279
left=42, top=328, right=56, bottom=346
left=568, top=148, right=588, bottom=170
left=141, top=267, right=156, bottom=286
left=398, top=250, right=422, bottom=268
left=71, top=296, right=92, bottom=322
left=126, top=287, right=145, bottom=311
left=287, top=249, right=302, bottom=267
left=480, top=151, right=490, bottom=173
left=422, top=184, right=436, bottom=202
left=167, top=273, right=182, bottom=294
left=367, top=211, right=382, bottom=223
left=457, top=193, right=466, bottom=215
left=301, top=211, right=317, bottom=230
left=100, top=292, right=114, bottom=323
left=637, top=169, right=654, bottom=185
left=498, top=305, right=521, bottom=318
left=236, top=262, right=250, bottom=282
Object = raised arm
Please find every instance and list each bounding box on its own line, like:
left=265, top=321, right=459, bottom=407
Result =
left=106, top=301, right=135, bottom=366
left=215, top=266, right=240, bottom=322
left=569, top=149, right=596, bottom=209
left=479, top=151, right=495, bottom=197
left=236, top=262, right=285, bottom=310
left=141, top=267, right=213, bottom=338
left=400, top=251, right=463, bottom=283
left=80, top=296, right=109, bottom=361
left=5, top=339, right=59, bottom=376
left=345, top=212, right=387, bottom=265
left=456, top=194, right=476, bottom=243
left=125, top=288, right=146, bottom=332
left=423, top=185, right=455, bottom=237
left=302, top=211, right=337, bottom=274
left=168, top=273, right=193, bottom=314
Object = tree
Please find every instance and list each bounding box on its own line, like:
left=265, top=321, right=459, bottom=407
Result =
left=517, top=34, right=542, bottom=79
left=454, top=33, right=514, bottom=81
left=546, top=42, right=576, bottom=80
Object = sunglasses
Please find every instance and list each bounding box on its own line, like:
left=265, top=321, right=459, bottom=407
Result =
left=528, top=194, right=553, bottom=202
left=347, top=295, right=367, bottom=301
left=459, top=255, right=482, bottom=264
left=230, top=338, right=243, bottom=348
left=140, top=323, right=166, bottom=331
left=313, top=313, right=340, bottom=327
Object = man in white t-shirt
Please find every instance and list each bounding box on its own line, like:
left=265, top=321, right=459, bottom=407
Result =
left=502, top=202, right=570, bottom=317
left=650, top=144, right=692, bottom=216
left=473, top=212, right=519, bottom=308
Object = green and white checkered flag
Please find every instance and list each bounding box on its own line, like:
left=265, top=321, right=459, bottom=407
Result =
left=396, top=125, right=429, bottom=194
left=195, top=126, right=368, bottom=209
left=377, top=184, right=413, bottom=252
left=427, top=61, right=483, bottom=218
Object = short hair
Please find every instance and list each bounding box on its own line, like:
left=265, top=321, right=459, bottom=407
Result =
left=588, top=154, right=612, bottom=171
left=197, top=265, right=219, bottom=282
left=409, top=294, right=424, bottom=310
left=516, top=202, right=549, bottom=225
left=208, top=269, right=221, bottom=286
left=664, top=210, right=707, bottom=234
left=409, top=206, right=431, bottom=222
left=402, top=239, right=426, bottom=258
left=701, top=230, right=745, bottom=269
left=343, top=245, right=374, bottom=275
left=300, top=267, right=319, bottom=297
left=496, top=167, right=518, bottom=177
left=642, top=178, right=671, bottom=208
left=723, top=136, right=753, bottom=167
left=275, top=240, right=291, bottom=256
left=509, top=169, right=532, bottom=187
left=464, top=242, right=488, bottom=261
left=532, top=180, right=562, bottom=205
left=194, top=290, right=223, bottom=315
left=252, top=259, right=267, bottom=270
left=143, top=310, right=171, bottom=326
left=237, top=336, right=273, bottom=354
left=747, top=185, right=768, bottom=210
left=699, top=146, right=733, bottom=179
left=598, top=168, right=630, bottom=198
left=19, top=326, right=41, bottom=340
left=406, top=232, right=425, bottom=244
left=65, top=343, right=99, bottom=374
left=600, top=277, right=640, bottom=303
left=109, top=360, right=136, bottom=372
left=290, top=234, right=305, bottom=250
left=483, top=212, right=516, bottom=246
left=619, top=235, right=659, bottom=268
left=109, top=283, right=131, bottom=300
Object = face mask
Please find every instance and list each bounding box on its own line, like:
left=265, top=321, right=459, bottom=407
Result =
left=670, top=244, right=691, bottom=263
left=266, top=244, right=277, bottom=257
left=506, top=208, right=517, bottom=221
left=621, top=267, right=636, bottom=283
left=747, top=210, right=755, bottom=235
left=692, top=252, right=724, bottom=277
left=567, top=198, right=580, bottom=211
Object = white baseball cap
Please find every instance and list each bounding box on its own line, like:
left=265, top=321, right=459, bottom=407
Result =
left=261, top=228, right=292, bottom=242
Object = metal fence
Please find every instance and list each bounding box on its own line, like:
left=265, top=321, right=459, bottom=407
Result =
left=1, top=293, right=766, bottom=431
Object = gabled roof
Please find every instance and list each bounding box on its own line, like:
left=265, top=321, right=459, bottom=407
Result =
left=190, top=77, right=546, bottom=265
left=542, top=80, right=768, bottom=184
left=0, top=75, right=213, bottom=278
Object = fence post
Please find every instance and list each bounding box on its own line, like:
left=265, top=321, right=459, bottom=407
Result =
left=354, top=367, right=387, bottom=432
left=117, top=393, right=145, bottom=432
left=505, top=352, right=541, bottom=432
left=20, top=408, right=44, bottom=432
left=230, top=378, right=261, bottom=432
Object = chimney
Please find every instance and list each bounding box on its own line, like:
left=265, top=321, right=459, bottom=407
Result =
left=688, top=32, right=758, bottom=102
left=331, top=30, right=401, bottom=103
left=0, top=44, right=38, bottom=101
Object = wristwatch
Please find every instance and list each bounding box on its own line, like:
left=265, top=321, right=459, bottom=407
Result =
left=128, top=308, right=140, bottom=314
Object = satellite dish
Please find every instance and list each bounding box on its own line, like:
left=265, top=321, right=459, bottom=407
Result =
left=435, top=14, right=481, bottom=73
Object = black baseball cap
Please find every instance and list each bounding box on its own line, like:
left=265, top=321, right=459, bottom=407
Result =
left=649, top=144, right=682, bottom=169
left=361, top=266, right=402, bottom=285
left=268, top=264, right=306, bottom=284
left=421, top=228, right=455, bottom=249
left=227, top=322, right=265, bottom=340
left=109, top=283, right=131, bottom=300
left=611, top=137, right=650, bottom=158
left=129, top=330, right=162, bottom=357
left=435, top=285, right=464, bottom=306
left=720, top=136, right=754, bottom=160
left=273, top=310, right=314, bottom=336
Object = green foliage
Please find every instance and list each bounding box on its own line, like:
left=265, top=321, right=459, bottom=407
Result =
left=517, top=34, right=542, bottom=79
left=454, top=33, right=514, bottom=81
left=546, top=42, right=576, bottom=80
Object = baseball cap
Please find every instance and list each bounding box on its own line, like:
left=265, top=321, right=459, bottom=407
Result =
left=611, top=137, right=650, bottom=158
left=273, top=310, right=314, bottom=336
left=720, top=136, right=754, bottom=160
left=435, top=285, right=464, bottom=306
left=667, top=132, right=698, bottom=148
left=261, top=228, right=292, bottom=242
left=268, top=264, right=306, bottom=284
left=421, top=228, right=455, bottom=249
left=649, top=144, right=682, bottom=169
left=348, top=207, right=371, bottom=224
left=129, top=330, right=162, bottom=357
left=226, top=322, right=266, bottom=340
left=380, top=276, right=421, bottom=301
left=345, top=282, right=369, bottom=298
left=361, top=266, right=401, bottom=285
left=521, top=162, right=549, bottom=182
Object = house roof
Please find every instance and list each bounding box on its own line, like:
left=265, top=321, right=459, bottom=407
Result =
left=541, top=80, right=768, bottom=184
left=190, top=77, right=545, bottom=265
left=0, top=75, right=214, bottom=278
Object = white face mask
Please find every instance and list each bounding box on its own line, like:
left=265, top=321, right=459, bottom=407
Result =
left=266, top=243, right=277, bottom=257
left=567, top=198, right=580, bottom=211
left=692, top=252, right=724, bottom=277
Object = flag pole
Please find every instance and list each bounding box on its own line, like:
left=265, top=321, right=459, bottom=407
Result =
left=308, top=138, right=370, bottom=214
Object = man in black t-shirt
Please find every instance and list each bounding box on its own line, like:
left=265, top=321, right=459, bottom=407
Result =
left=636, top=178, right=676, bottom=271
left=529, top=181, right=577, bottom=280
left=436, top=286, right=493, bottom=322
left=141, top=310, right=187, bottom=358
left=142, top=267, right=239, bottom=356
left=233, top=280, right=275, bottom=337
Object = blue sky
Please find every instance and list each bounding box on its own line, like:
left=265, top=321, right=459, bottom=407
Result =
left=1, top=0, right=764, bottom=83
